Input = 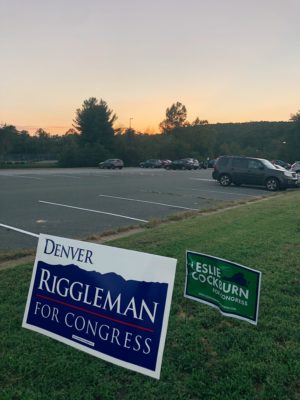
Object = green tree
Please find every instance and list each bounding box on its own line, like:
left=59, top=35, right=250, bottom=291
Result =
left=73, top=97, right=117, bottom=149
left=114, top=129, right=142, bottom=166
left=290, top=110, right=300, bottom=123
left=287, top=111, right=300, bottom=161
left=0, top=125, right=18, bottom=158
left=33, top=128, right=52, bottom=155
left=191, top=117, right=208, bottom=126
left=159, top=102, right=188, bottom=133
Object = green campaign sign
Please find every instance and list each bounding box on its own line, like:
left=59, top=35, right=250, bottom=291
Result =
left=184, top=251, right=261, bottom=325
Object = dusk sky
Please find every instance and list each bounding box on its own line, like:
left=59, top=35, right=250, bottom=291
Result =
left=1, top=0, right=300, bottom=134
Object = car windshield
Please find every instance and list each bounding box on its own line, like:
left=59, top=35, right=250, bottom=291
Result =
left=261, top=159, right=277, bottom=169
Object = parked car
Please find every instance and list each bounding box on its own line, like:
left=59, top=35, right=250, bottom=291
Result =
left=212, top=155, right=298, bottom=191
left=160, top=159, right=172, bottom=168
left=139, top=159, right=162, bottom=168
left=291, top=161, right=300, bottom=173
left=271, top=160, right=291, bottom=170
left=207, top=159, right=216, bottom=168
left=165, top=158, right=195, bottom=170
left=188, top=158, right=200, bottom=169
left=198, top=158, right=215, bottom=169
left=98, top=159, right=124, bottom=169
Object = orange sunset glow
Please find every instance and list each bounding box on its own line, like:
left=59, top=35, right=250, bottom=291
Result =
left=1, top=1, right=300, bottom=135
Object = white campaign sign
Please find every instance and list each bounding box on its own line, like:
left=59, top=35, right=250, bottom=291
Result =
left=23, top=234, right=177, bottom=379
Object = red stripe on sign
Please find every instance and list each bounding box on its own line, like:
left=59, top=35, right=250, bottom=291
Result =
left=36, top=294, right=155, bottom=333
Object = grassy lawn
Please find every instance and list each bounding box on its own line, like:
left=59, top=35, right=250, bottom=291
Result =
left=1, top=191, right=299, bottom=400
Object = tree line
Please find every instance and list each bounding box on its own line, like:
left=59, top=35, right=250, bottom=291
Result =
left=1, top=98, right=299, bottom=167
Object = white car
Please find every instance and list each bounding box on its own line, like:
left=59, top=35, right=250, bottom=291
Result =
left=98, top=159, right=124, bottom=169
left=291, top=161, right=300, bottom=173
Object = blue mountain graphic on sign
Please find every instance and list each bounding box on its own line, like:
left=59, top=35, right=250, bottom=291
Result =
left=33, top=261, right=168, bottom=332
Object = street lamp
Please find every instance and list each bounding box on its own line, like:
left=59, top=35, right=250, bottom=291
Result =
left=129, top=117, right=133, bottom=129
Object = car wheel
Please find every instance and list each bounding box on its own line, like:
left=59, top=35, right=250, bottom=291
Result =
left=265, top=177, right=279, bottom=191
left=219, top=174, right=232, bottom=186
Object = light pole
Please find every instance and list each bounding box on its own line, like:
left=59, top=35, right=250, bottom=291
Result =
left=129, top=117, right=133, bottom=129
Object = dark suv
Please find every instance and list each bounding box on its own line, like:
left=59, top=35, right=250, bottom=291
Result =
left=212, top=156, right=298, bottom=191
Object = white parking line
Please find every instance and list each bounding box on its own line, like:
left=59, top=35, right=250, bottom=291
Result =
left=190, top=178, right=215, bottom=182
left=0, top=174, right=43, bottom=180
left=0, top=223, right=39, bottom=238
left=49, top=174, right=110, bottom=179
left=48, top=174, right=82, bottom=179
left=98, top=194, right=199, bottom=211
left=39, top=200, right=149, bottom=223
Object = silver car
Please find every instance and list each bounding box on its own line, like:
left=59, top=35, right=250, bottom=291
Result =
left=291, top=161, right=300, bottom=173
left=98, top=159, right=124, bottom=169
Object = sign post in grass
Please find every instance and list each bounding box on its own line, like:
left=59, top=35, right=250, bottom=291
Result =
left=184, top=251, right=261, bottom=325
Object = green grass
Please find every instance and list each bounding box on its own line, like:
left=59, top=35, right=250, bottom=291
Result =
left=1, top=191, right=300, bottom=400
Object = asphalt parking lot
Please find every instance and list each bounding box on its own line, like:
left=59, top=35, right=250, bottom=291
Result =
left=0, top=167, right=272, bottom=251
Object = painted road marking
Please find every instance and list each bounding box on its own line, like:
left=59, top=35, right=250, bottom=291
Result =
left=39, top=200, right=149, bottom=223
left=98, top=194, right=199, bottom=211
left=0, top=174, right=43, bottom=180
left=49, top=174, right=110, bottom=179
left=0, top=223, right=39, bottom=238
left=190, top=178, right=215, bottom=182
left=48, top=174, right=82, bottom=179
